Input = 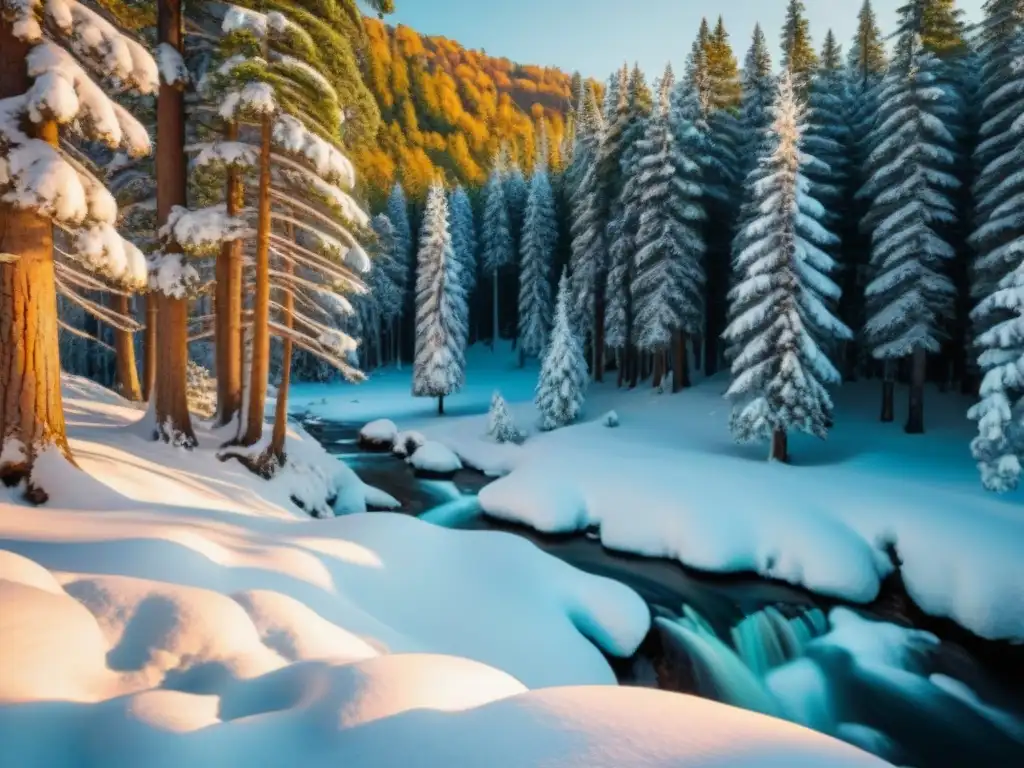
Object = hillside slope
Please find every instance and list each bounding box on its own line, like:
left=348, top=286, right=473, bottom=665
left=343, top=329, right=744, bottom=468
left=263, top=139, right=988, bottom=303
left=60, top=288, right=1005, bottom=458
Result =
left=355, top=19, right=603, bottom=201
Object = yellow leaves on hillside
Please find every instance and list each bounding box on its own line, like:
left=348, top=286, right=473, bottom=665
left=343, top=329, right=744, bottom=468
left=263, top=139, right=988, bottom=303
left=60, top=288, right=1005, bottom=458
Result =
left=358, top=18, right=572, bottom=201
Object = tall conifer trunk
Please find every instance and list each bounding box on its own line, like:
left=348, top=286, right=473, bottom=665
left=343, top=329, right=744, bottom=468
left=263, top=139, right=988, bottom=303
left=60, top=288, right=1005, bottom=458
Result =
left=269, top=250, right=293, bottom=462
left=905, top=347, right=926, bottom=434
left=770, top=428, right=788, bottom=463
left=240, top=114, right=273, bottom=445
left=492, top=269, right=499, bottom=348
left=881, top=359, right=896, bottom=423
left=0, top=20, right=72, bottom=497
left=215, top=121, right=243, bottom=426
left=109, top=293, right=142, bottom=401
left=143, top=296, right=156, bottom=400
left=155, top=0, right=196, bottom=446
left=673, top=330, right=688, bottom=391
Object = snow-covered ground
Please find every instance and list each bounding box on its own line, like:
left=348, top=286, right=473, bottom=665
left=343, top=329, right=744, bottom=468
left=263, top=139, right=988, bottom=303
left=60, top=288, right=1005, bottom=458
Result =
left=0, top=375, right=888, bottom=766
left=293, top=343, right=1024, bottom=643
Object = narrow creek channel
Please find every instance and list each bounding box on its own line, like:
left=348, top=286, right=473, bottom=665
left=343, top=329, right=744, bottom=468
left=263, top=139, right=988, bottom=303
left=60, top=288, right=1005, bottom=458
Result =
left=304, top=418, right=1024, bottom=768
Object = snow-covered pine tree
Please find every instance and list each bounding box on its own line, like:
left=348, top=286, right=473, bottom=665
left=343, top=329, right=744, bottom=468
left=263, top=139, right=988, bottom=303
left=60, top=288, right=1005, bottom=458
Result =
left=968, top=260, right=1024, bottom=492
left=723, top=72, right=851, bottom=463
left=707, top=16, right=742, bottom=111
left=536, top=271, right=587, bottom=430
left=518, top=146, right=557, bottom=363
left=481, top=163, right=513, bottom=346
left=413, top=180, right=466, bottom=415
left=781, top=0, right=819, bottom=90
left=487, top=391, right=525, bottom=444
left=568, top=83, right=609, bottom=375
left=448, top=184, right=476, bottom=342
left=737, top=24, right=776, bottom=184
left=504, top=157, right=528, bottom=249
left=634, top=66, right=706, bottom=391
left=970, top=3, right=1024, bottom=326
left=805, top=32, right=852, bottom=323
left=605, top=65, right=653, bottom=387
left=0, top=0, right=157, bottom=494
left=386, top=181, right=412, bottom=363
left=860, top=3, right=961, bottom=433
left=367, top=213, right=405, bottom=366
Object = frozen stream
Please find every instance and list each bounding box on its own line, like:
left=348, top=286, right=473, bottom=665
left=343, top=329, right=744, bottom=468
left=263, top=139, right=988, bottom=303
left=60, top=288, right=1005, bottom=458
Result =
left=306, top=419, right=1024, bottom=768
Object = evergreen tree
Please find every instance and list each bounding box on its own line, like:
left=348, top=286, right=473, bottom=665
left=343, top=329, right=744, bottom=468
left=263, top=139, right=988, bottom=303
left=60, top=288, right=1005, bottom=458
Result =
left=487, top=391, right=525, bottom=444
left=970, top=2, right=1024, bottom=313
left=413, top=181, right=466, bottom=415
left=848, top=0, right=888, bottom=79
left=605, top=65, right=653, bottom=383
left=482, top=164, right=513, bottom=344
left=449, top=185, right=477, bottom=297
left=861, top=4, right=961, bottom=433
left=708, top=16, right=742, bottom=110
left=568, top=84, right=609, bottom=374
left=632, top=66, right=707, bottom=390
left=536, top=271, right=588, bottom=430
left=385, top=181, right=413, bottom=362
left=781, top=0, right=820, bottom=88
left=504, top=160, right=528, bottom=248
left=370, top=214, right=406, bottom=361
left=737, top=24, right=776, bottom=185
left=518, top=155, right=558, bottom=362
left=724, top=73, right=851, bottom=463
left=921, top=0, right=968, bottom=59
left=968, top=261, right=1024, bottom=492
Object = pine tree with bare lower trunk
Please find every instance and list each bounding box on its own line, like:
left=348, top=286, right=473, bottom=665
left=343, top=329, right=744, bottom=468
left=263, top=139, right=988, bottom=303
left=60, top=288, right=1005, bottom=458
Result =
left=109, top=293, right=142, bottom=401
left=215, top=120, right=243, bottom=426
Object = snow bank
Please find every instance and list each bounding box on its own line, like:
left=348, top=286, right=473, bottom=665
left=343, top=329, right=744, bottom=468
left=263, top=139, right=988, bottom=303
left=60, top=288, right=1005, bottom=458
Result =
left=408, top=440, right=462, bottom=476
left=392, top=429, right=426, bottom=457
left=358, top=418, right=397, bottom=449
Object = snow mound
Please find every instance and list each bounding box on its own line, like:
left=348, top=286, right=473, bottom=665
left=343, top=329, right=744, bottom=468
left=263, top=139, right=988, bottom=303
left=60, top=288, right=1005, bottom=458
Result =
left=391, top=429, right=426, bottom=458
left=358, top=419, right=397, bottom=449
left=408, top=440, right=462, bottom=476
left=602, top=410, right=620, bottom=428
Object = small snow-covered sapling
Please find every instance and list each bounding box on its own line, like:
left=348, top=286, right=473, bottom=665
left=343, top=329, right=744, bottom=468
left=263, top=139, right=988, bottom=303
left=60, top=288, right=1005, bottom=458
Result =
left=487, top=392, right=525, bottom=444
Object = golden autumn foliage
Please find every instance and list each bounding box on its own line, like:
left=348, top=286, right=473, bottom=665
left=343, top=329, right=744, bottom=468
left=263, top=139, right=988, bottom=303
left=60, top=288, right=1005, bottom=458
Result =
left=358, top=18, right=593, bottom=203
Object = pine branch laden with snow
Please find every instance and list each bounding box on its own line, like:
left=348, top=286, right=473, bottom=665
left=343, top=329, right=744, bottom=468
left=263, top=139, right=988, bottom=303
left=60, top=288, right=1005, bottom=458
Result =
left=723, top=72, right=851, bottom=446
left=517, top=167, right=557, bottom=358
left=630, top=69, right=707, bottom=354
left=156, top=42, right=189, bottom=88
left=481, top=166, right=513, bottom=275
left=860, top=35, right=959, bottom=363
left=367, top=214, right=405, bottom=325
left=567, top=129, right=609, bottom=337
left=0, top=0, right=156, bottom=290
left=487, top=391, right=525, bottom=444
left=536, top=271, right=588, bottom=431
left=412, top=182, right=466, bottom=402
left=804, top=67, right=851, bottom=240
left=968, top=262, right=1024, bottom=493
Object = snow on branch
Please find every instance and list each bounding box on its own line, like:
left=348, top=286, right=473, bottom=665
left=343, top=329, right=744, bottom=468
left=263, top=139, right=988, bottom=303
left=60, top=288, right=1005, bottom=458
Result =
left=44, top=0, right=158, bottom=94
left=156, top=42, right=189, bottom=88
left=272, top=114, right=355, bottom=189
left=25, top=42, right=151, bottom=155
left=148, top=251, right=202, bottom=298
left=71, top=223, right=148, bottom=289
left=219, top=81, right=276, bottom=121
left=189, top=140, right=258, bottom=170
left=158, top=203, right=252, bottom=256
left=221, top=4, right=312, bottom=49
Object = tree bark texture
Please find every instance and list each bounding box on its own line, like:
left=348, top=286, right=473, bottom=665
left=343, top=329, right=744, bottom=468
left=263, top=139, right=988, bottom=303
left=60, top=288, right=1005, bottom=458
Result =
left=770, top=428, right=788, bottom=463
left=143, top=295, right=156, bottom=401
left=0, top=20, right=72, bottom=495
left=215, top=120, right=243, bottom=426
left=241, top=114, right=274, bottom=446
left=154, top=0, right=196, bottom=446
left=269, top=251, right=293, bottom=462
left=109, top=293, right=142, bottom=401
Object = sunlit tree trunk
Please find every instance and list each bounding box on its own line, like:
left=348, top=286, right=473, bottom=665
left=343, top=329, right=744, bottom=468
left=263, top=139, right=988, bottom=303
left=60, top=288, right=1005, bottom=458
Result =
left=109, top=293, right=142, bottom=401
left=269, top=247, right=293, bottom=462
left=240, top=114, right=273, bottom=445
left=142, top=296, right=156, bottom=400
left=0, top=19, right=72, bottom=500
left=215, top=121, right=243, bottom=426
left=154, top=0, right=196, bottom=445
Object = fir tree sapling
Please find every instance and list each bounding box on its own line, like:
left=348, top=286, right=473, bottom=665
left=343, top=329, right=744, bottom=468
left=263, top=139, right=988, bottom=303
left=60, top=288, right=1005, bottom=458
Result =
left=487, top=391, right=525, bottom=444
left=413, top=180, right=467, bottom=415
left=536, top=271, right=588, bottom=430
left=723, top=72, right=851, bottom=463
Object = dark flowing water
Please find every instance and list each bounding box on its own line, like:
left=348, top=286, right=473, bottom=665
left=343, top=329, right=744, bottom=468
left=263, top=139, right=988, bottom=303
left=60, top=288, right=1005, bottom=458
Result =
left=305, top=419, right=1024, bottom=768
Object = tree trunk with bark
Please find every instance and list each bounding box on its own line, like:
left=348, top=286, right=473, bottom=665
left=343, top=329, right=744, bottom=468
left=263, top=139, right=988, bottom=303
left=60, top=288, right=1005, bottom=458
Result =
left=905, top=347, right=926, bottom=434
left=143, top=295, right=156, bottom=401
left=154, top=0, right=196, bottom=446
left=492, top=269, right=499, bottom=349
left=0, top=22, right=72, bottom=501
left=240, top=114, right=273, bottom=446
left=109, top=293, right=142, bottom=401
left=880, top=359, right=895, bottom=423
left=672, top=330, right=688, bottom=392
left=593, top=296, right=605, bottom=383
left=652, top=352, right=664, bottom=389
left=770, top=428, right=788, bottom=463
left=215, top=121, right=243, bottom=426
left=268, top=253, right=294, bottom=462
left=438, top=395, right=445, bottom=415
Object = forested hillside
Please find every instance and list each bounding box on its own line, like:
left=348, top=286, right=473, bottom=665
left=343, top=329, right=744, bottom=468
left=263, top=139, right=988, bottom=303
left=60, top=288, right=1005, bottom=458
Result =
left=355, top=19, right=602, bottom=202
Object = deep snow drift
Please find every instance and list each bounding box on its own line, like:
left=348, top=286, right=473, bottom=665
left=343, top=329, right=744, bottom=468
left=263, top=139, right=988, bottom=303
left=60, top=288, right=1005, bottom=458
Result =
left=293, top=343, right=1024, bottom=643
left=0, top=376, right=887, bottom=766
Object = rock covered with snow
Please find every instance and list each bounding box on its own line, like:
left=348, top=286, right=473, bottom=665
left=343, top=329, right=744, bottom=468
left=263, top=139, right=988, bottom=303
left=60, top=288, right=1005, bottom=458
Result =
left=391, top=430, right=426, bottom=458
left=408, top=441, right=462, bottom=478
left=602, top=410, right=620, bottom=428
left=358, top=419, right=397, bottom=450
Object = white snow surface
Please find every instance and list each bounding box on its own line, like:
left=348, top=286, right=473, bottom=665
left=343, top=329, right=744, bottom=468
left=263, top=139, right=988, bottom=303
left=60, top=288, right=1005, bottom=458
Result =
left=292, top=343, right=1024, bottom=642
left=408, top=440, right=463, bottom=474
left=0, top=376, right=891, bottom=766
left=358, top=418, right=397, bottom=445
